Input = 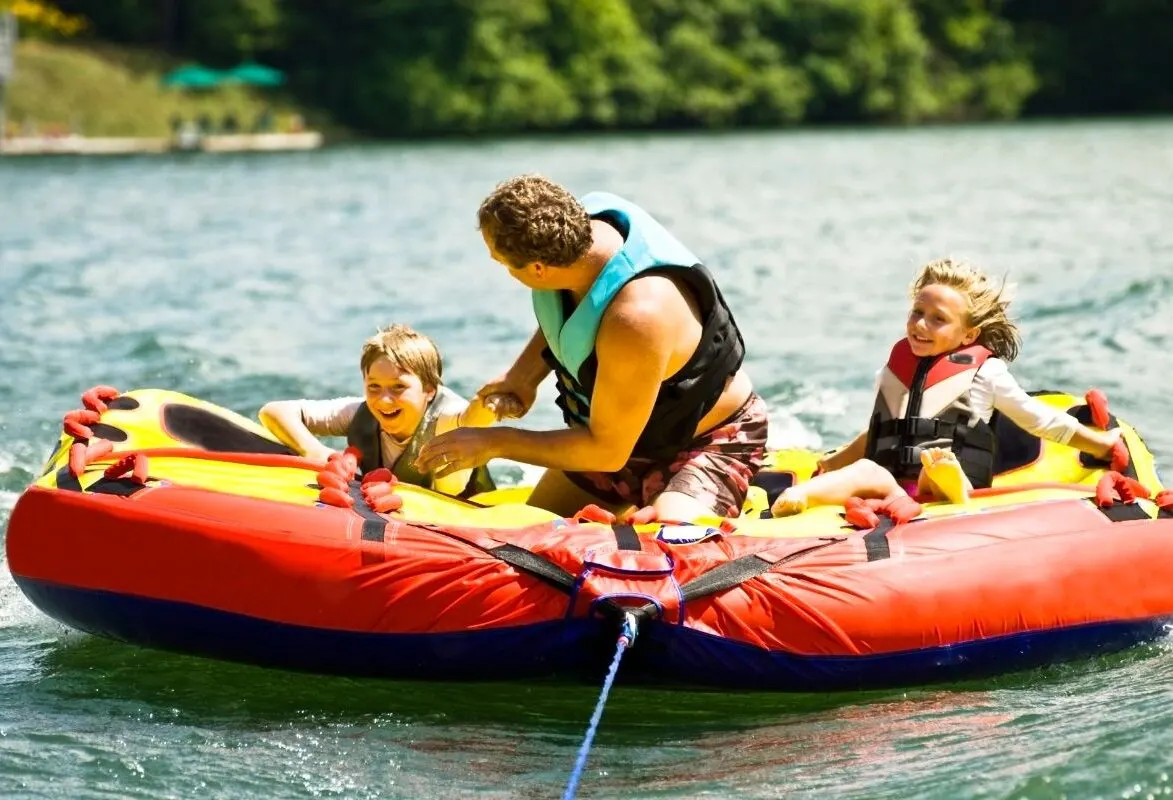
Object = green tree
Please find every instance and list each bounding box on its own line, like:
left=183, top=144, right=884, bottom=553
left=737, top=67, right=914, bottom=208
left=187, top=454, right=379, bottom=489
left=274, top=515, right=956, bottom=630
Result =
left=1005, top=0, right=1173, bottom=115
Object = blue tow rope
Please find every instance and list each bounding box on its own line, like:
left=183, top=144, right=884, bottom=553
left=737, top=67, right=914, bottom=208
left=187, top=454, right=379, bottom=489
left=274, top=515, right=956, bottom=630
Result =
left=562, top=611, right=641, bottom=800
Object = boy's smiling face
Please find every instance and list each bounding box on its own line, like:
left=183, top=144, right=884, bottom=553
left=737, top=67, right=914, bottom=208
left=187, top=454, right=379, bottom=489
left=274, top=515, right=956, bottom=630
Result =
left=363, top=356, right=434, bottom=442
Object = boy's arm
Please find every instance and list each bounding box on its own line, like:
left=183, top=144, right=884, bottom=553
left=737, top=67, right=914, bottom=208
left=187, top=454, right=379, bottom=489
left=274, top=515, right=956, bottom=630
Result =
left=431, top=409, right=478, bottom=495
left=258, top=399, right=354, bottom=463
left=457, top=395, right=500, bottom=428
left=429, top=396, right=510, bottom=496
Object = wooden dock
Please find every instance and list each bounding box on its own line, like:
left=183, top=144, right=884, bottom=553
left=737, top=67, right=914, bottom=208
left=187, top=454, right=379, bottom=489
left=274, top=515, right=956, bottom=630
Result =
left=0, top=131, right=324, bottom=157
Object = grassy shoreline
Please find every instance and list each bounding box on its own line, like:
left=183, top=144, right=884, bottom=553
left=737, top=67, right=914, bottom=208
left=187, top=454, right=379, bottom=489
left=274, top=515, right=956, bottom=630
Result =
left=3, top=39, right=338, bottom=139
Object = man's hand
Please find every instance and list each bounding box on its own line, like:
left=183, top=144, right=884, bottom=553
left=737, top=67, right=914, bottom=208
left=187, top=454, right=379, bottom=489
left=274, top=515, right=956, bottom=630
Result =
left=417, top=427, right=504, bottom=478
left=476, top=374, right=537, bottom=420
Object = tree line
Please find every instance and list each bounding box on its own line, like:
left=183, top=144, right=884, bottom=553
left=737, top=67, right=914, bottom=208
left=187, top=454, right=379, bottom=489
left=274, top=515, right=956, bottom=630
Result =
left=49, top=0, right=1173, bottom=137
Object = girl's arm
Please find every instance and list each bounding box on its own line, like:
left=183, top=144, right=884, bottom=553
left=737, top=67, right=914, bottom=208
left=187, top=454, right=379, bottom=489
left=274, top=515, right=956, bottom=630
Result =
left=983, top=362, right=1120, bottom=458
left=819, top=368, right=882, bottom=473
left=819, top=430, right=870, bottom=473
left=1066, top=423, right=1122, bottom=460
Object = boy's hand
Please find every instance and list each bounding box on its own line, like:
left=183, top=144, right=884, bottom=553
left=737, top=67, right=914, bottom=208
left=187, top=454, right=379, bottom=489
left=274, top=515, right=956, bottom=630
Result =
left=301, top=442, right=337, bottom=465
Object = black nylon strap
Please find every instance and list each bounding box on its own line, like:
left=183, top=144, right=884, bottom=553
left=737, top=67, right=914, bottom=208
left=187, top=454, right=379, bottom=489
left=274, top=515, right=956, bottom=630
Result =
left=905, top=358, right=934, bottom=417
left=679, top=554, right=774, bottom=602
left=612, top=524, right=641, bottom=551
left=1098, top=502, right=1152, bottom=522
left=863, top=516, right=895, bottom=561
left=87, top=477, right=148, bottom=497
left=678, top=539, right=841, bottom=603
left=895, top=446, right=923, bottom=468
left=750, top=471, right=794, bottom=507
left=416, top=522, right=578, bottom=595
left=877, top=417, right=951, bottom=439
left=486, top=544, right=578, bottom=593
left=347, top=481, right=389, bottom=542
left=55, top=465, right=83, bottom=493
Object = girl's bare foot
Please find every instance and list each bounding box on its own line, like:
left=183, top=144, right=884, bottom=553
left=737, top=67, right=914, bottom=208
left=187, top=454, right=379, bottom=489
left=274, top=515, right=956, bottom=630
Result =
left=920, top=447, right=972, bottom=505
left=771, top=487, right=809, bottom=517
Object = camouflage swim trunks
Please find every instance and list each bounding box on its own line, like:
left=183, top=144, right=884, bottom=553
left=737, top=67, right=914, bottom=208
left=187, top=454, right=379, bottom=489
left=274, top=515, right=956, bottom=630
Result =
left=565, top=393, right=769, bottom=517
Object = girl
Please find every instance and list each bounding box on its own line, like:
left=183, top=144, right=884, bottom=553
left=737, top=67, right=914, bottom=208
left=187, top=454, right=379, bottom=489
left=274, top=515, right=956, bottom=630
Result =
left=771, top=258, right=1123, bottom=516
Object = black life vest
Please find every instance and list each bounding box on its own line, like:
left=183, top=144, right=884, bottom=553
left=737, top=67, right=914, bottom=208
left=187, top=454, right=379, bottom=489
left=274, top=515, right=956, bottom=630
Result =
left=864, top=340, right=998, bottom=489
left=535, top=194, right=745, bottom=462
left=346, top=387, right=496, bottom=498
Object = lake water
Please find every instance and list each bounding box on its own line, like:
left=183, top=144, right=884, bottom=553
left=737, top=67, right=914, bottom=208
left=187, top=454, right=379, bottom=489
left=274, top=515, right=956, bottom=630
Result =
left=2, top=119, right=1172, bottom=798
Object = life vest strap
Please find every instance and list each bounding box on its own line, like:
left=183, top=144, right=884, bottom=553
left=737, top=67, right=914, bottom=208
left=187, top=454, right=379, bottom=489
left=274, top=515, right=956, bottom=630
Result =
left=874, top=446, right=926, bottom=472
left=875, top=417, right=955, bottom=440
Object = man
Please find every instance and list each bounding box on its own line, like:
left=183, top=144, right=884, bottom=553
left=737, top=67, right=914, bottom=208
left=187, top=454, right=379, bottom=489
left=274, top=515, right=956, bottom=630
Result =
left=417, top=174, right=767, bottom=520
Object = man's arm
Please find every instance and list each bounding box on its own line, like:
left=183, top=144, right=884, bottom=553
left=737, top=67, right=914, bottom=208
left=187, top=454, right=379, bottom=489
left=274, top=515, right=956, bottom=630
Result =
left=486, top=300, right=673, bottom=472
left=508, top=327, right=554, bottom=389
left=475, top=327, right=553, bottom=418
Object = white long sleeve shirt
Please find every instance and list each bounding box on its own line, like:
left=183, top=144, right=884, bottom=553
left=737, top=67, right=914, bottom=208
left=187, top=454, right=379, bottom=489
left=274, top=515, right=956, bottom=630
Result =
left=876, top=357, right=1079, bottom=444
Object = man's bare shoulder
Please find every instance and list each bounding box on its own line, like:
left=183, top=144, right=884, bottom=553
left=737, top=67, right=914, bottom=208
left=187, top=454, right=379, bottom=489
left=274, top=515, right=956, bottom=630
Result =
left=605, top=273, right=692, bottom=333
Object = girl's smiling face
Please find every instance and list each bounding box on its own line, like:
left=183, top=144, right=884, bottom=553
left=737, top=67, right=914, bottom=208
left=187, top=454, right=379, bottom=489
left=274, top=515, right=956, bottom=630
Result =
left=363, top=356, right=434, bottom=441
left=906, top=283, right=980, bottom=357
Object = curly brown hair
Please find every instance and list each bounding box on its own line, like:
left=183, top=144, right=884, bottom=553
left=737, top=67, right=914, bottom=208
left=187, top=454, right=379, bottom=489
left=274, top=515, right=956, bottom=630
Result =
left=912, top=258, right=1021, bottom=362
left=477, top=174, right=592, bottom=269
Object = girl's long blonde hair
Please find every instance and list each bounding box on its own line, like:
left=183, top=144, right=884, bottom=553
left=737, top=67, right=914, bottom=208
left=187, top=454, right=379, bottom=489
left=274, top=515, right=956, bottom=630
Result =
left=911, top=258, right=1021, bottom=361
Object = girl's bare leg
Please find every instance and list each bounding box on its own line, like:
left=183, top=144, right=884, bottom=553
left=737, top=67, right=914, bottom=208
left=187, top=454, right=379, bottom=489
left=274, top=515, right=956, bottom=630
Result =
left=771, top=459, right=901, bottom=517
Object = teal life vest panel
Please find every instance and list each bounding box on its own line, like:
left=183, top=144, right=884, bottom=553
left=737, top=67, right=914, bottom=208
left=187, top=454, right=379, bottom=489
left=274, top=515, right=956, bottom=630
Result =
left=346, top=386, right=496, bottom=497
left=532, top=192, right=745, bottom=460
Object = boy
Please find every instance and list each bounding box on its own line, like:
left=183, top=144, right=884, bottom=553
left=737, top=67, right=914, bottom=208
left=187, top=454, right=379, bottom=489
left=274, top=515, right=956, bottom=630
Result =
left=259, top=324, right=498, bottom=497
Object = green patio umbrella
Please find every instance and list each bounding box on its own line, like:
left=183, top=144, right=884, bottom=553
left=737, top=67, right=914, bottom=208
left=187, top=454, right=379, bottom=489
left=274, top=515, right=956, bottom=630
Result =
left=160, top=64, right=224, bottom=89
left=224, top=62, right=286, bottom=88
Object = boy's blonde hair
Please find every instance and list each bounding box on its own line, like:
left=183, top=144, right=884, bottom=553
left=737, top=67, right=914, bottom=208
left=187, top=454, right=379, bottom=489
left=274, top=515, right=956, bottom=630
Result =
left=359, top=324, right=443, bottom=392
left=911, top=258, right=1021, bottom=362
